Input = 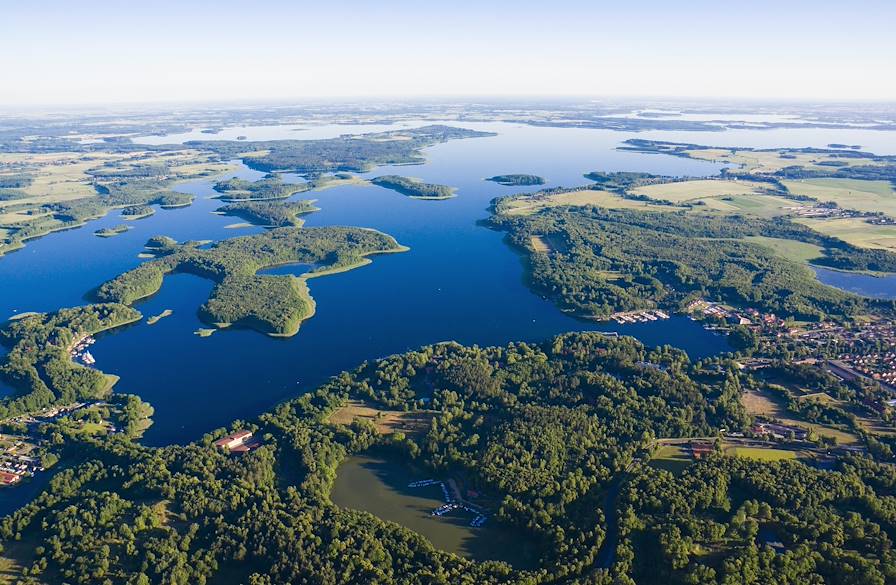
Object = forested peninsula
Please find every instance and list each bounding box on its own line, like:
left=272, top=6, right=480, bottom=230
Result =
left=0, top=304, right=141, bottom=419
left=190, top=125, right=495, bottom=174
left=94, top=227, right=407, bottom=336
left=491, top=204, right=896, bottom=321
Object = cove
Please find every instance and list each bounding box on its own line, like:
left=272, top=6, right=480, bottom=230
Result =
left=331, top=455, right=540, bottom=568
left=813, top=266, right=896, bottom=300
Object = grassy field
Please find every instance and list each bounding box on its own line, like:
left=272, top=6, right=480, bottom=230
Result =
left=741, top=388, right=860, bottom=445
left=501, top=188, right=681, bottom=216
left=0, top=150, right=234, bottom=212
left=723, top=445, right=797, bottom=461
left=328, top=399, right=434, bottom=436
left=683, top=148, right=890, bottom=175
left=783, top=178, right=896, bottom=216
left=648, top=444, right=692, bottom=475
left=629, top=179, right=802, bottom=218
left=697, top=193, right=798, bottom=218
left=630, top=179, right=768, bottom=202
left=743, top=235, right=825, bottom=264
left=795, top=217, right=896, bottom=252
left=529, top=235, right=552, bottom=253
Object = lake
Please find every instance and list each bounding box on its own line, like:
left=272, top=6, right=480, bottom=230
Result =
left=812, top=266, right=896, bottom=300
left=9, top=120, right=880, bottom=447
left=330, top=454, right=539, bottom=568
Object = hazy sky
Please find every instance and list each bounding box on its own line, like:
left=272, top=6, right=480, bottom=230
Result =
left=2, top=0, right=895, bottom=105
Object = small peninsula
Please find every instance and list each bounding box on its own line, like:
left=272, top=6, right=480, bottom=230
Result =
left=95, top=227, right=408, bottom=337
left=213, top=174, right=311, bottom=202
left=217, top=199, right=318, bottom=227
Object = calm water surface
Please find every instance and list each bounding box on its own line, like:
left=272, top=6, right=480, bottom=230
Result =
left=1, top=122, right=750, bottom=447
left=813, top=266, right=896, bottom=299
left=331, top=455, right=539, bottom=567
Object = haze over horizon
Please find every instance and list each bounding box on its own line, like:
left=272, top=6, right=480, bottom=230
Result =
left=3, top=0, right=895, bottom=106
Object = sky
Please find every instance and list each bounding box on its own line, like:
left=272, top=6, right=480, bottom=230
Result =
left=2, top=0, right=895, bottom=106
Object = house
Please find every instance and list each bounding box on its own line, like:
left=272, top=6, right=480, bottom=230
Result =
left=0, top=471, right=21, bottom=486
left=213, top=430, right=260, bottom=453
left=752, top=422, right=808, bottom=441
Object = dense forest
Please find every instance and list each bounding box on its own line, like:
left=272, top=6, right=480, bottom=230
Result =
left=218, top=200, right=318, bottom=227
left=190, top=125, right=495, bottom=174
left=0, top=304, right=141, bottom=420
left=490, top=204, right=896, bottom=320
left=370, top=175, right=456, bottom=199
left=1, top=333, right=893, bottom=584
left=94, top=227, right=405, bottom=335
left=486, top=174, right=546, bottom=186
left=212, top=174, right=310, bottom=201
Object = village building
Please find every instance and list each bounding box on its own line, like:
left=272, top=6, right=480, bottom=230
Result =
left=0, top=471, right=21, bottom=486
left=213, top=430, right=260, bottom=453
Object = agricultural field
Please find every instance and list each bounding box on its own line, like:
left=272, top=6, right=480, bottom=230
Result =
left=0, top=152, right=119, bottom=208
left=631, top=179, right=819, bottom=218
left=0, top=150, right=233, bottom=211
left=695, top=192, right=799, bottom=218
left=783, top=178, right=896, bottom=216
left=499, top=188, right=681, bottom=216
left=742, top=235, right=825, bottom=265
left=630, top=178, right=770, bottom=203
left=682, top=147, right=890, bottom=175
left=795, top=217, right=896, bottom=252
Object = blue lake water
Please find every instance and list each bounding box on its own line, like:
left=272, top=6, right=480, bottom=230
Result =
left=0, top=121, right=786, bottom=448
left=813, top=266, right=896, bottom=300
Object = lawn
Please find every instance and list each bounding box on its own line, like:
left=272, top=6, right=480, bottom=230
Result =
left=724, top=445, right=797, bottom=461
left=648, top=444, right=692, bottom=475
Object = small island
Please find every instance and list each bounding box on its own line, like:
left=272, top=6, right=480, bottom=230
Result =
left=121, top=205, right=155, bottom=220
left=486, top=174, right=545, bottom=186
left=371, top=175, right=456, bottom=200
left=156, top=191, right=194, bottom=209
left=94, top=224, right=130, bottom=238
left=213, top=174, right=310, bottom=201
left=146, top=309, right=173, bottom=325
